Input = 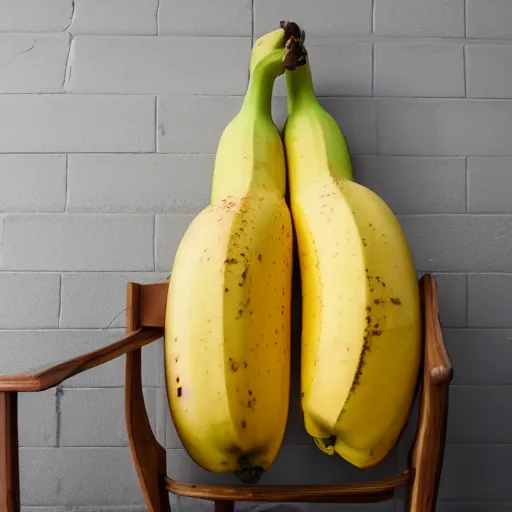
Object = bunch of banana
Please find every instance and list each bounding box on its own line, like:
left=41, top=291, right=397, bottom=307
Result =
left=164, top=26, right=305, bottom=483
left=164, top=18, right=421, bottom=482
left=283, top=26, right=422, bottom=468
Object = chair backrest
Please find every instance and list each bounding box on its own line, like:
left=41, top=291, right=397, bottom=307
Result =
left=138, top=282, right=168, bottom=328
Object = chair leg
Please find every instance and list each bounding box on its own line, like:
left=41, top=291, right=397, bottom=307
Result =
left=215, top=500, right=235, bottom=512
left=0, top=391, right=20, bottom=512
left=406, top=371, right=449, bottom=511
left=405, top=275, right=452, bottom=511
left=126, top=349, right=171, bottom=512
left=125, top=282, right=170, bottom=511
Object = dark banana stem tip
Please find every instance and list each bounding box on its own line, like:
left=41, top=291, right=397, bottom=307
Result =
left=280, top=20, right=302, bottom=42
left=283, top=37, right=308, bottom=71
left=279, top=21, right=308, bottom=70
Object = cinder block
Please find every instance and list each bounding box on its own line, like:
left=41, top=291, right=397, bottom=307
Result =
left=157, top=95, right=243, bottom=154
left=0, top=95, right=155, bottom=153
left=396, top=394, right=420, bottom=468
left=319, top=98, right=377, bottom=154
left=144, top=388, right=158, bottom=440
left=237, top=503, right=395, bottom=512
left=0, top=154, right=66, bottom=213
left=466, top=0, right=512, bottom=39
left=439, top=445, right=512, bottom=500
left=467, top=45, right=512, bottom=99
left=398, top=504, right=512, bottom=512
left=59, top=388, right=156, bottom=447
left=164, top=392, right=183, bottom=450
left=378, top=99, right=512, bottom=156
left=68, top=36, right=250, bottom=95
left=169, top=497, right=215, bottom=511
left=468, top=273, right=512, bottom=327
left=0, top=214, right=154, bottom=271
left=156, top=338, right=166, bottom=388
left=353, top=156, right=466, bottom=214
left=468, top=157, right=512, bottom=213
left=273, top=42, right=372, bottom=97
left=67, top=154, right=214, bottom=214
left=433, top=273, right=467, bottom=328
left=436, top=503, right=512, bottom=512
left=155, top=387, right=167, bottom=447
left=155, top=215, right=195, bottom=272
left=447, top=386, right=512, bottom=443
left=61, top=272, right=169, bottom=329
left=296, top=503, right=396, bottom=512
left=254, top=0, right=372, bottom=38
left=398, top=215, right=512, bottom=272
left=374, top=0, right=465, bottom=37
left=445, top=328, right=512, bottom=385
left=70, top=0, right=158, bottom=35
left=0, top=34, right=70, bottom=93
left=414, top=272, right=467, bottom=328
left=19, top=448, right=143, bottom=505
left=0, top=0, right=73, bottom=32
left=159, top=0, right=251, bottom=36
left=0, top=273, right=60, bottom=329
left=0, top=329, right=159, bottom=387
left=374, top=43, right=464, bottom=98
left=20, top=508, right=147, bottom=512
left=18, top=389, right=57, bottom=447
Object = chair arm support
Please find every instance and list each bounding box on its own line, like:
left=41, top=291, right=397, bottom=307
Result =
left=0, top=327, right=163, bottom=392
left=420, top=274, right=453, bottom=386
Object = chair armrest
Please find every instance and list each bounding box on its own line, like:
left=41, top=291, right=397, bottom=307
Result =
left=420, top=274, right=453, bottom=386
left=0, top=327, right=163, bottom=392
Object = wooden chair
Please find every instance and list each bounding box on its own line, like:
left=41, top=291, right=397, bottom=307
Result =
left=0, top=273, right=452, bottom=512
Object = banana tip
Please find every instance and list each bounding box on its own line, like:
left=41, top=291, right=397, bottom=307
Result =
left=234, top=465, right=264, bottom=484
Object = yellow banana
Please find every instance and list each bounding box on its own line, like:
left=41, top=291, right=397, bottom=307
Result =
left=284, top=37, right=422, bottom=468
left=164, top=27, right=302, bottom=483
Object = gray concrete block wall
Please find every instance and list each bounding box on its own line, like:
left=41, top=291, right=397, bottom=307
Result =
left=1, top=0, right=511, bottom=510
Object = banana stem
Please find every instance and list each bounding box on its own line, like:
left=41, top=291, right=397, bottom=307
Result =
left=286, top=60, right=318, bottom=114
left=284, top=52, right=355, bottom=182
left=241, top=50, right=286, bottom=118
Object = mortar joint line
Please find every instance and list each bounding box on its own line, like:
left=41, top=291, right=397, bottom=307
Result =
left=156, top=0, right=161, bottom=35
left=465, top=272, right=469, bottom=328
left=371, top=42, right=375, bottom=97
left=58, top=272, right=63, bottom=329
left=465, top=156, right=468, bottom=213
left=154, top=96, right=158, bottom=153
left=64, top=153, right=68, bottom=213
left=55, top=386, right=64, bottom=447
left=372, top=0, right=376, bottom=34
left=463, top=44, right=467, bottom=98
left=464, top=0, right=467, bottom=38
left=153, top=215, right=157, bottom=271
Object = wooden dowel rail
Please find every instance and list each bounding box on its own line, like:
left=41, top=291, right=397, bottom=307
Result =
left=165, top=469, right=413, bottom=502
